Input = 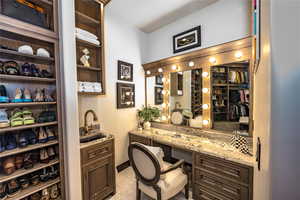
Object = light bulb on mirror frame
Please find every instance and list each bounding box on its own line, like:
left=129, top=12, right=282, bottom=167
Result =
left=203, top=119, right=210, bottom=126
left=172, top=65, right=177, bottom=70
left=146, top=70, right=151, bottom=75
left=161, top=90, right=168, bottom=95
left=202, top=88, right=209, bottom=93
left=202, top=104, right=209, bottom=110
left=162, top=103, right=167, bottom=108
left=161, top=116, right=167, bottom=121
left=209, top=57, right=217, bottom=64
left=158, top=68, right=163, bottom=73
left=188, top=61, right=195, bottom=67
left=235, top=51, right=243, bottom=59
left=202, top=71, right=209, bottom=78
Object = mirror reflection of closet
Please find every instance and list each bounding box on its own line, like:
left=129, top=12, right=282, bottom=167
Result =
left=146, top=75, right=163, bottom=107
left=169, top=69, right=203, bottom=127
left=211, top=61, right=250, bottom=133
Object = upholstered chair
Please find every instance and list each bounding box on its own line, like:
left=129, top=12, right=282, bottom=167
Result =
left=128, top=142, right=189, bottom=200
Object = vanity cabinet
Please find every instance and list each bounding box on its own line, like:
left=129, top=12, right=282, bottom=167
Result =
left=129, top=134, right=152, bottom=145
left=81, top=139, right=116, bottom=200
left=193, top=152, right=253, bottom=200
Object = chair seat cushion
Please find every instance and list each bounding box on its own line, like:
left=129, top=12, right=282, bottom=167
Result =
left=138, top=162, right=187, bottom=200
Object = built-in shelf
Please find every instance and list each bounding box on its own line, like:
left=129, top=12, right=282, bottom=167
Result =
left=0, top=122, right=58, bottom=133
left=76, top=38, right=101, bottom=48
left=0, top=48, right=54, bottom=64
left=213, top=84, right=228, bottom=86
left=6, top=178, right=60, bottom=200
left=78, top=92, right=104, bottom=96
left=0, top=102, right=57, bottom=108
left=0, top=159, right=59, bottom=183
left=77, top=65, right=101, bottom=71
left=0, top=140, right=58, bottom=158
left=75, top=11, right=100, bottom=26
left=0, top=74, right=56, bottom=83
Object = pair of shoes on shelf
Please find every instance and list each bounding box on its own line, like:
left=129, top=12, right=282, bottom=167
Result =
left=19, top=129, right=37, bottom=148
left=34, top=88, right=54, bottom=102
left=0, top=179, right=21, bottom=198
left=10, top=108, right=35, bottom=127
left=37, top=111, right=56, bottom=123
left=0, top=85, right=9, bottom=103
left=0, top=134, right=17, bottom=152
left=21, top=63, right=40, bottom=77
left=40, top=165, right=59, bottom=183
left=3, top=61, right=20, bottom=75
left=38, top=127, right=56, bottom=143
left=2, top=154, right=25, bottom=175
left=11, top=88, right=32, bottom=103
left=0, top=109, right=10, bottom=128
left=40, top=147, right=56, bottom=164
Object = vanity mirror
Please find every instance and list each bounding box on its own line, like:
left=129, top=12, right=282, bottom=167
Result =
left=143, top=37, right=253, bottom=136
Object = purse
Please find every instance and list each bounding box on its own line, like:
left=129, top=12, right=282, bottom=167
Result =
left=1, top=0, right=48, bottom=28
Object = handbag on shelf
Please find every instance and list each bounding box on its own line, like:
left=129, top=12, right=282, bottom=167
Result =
left=1, top=0, right=48, bottom=28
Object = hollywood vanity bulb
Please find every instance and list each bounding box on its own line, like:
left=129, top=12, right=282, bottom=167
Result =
left=235, top=51, right=243, bottom=59
left=161, top=116, right=167, bottom=121
left=203, top=120, right=210, bottom=126
left=202, top=71, right=209, bottom=78
left=202, top=104, right=209, bottom=110
left=188, top=61, right=195, bottom=67
left=146, top=70, right=151, bottom=75
left=209, top=57, right=217, bottom=64
left=162, top=103, right=167, bottom=108
left=172, top=65, right=177, bottom=70
left=158, top=68, right=163, bottom=73
left=202, top=88, right=209, bottom=93
left=161, top=90, right=168, bottom=95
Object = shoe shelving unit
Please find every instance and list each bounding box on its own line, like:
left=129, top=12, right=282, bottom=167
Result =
left=0, top=0, right=64, bottom=199
left=75, top=0, right=108, bottom=95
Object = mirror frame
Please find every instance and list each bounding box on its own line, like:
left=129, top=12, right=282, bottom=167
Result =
left=143, top=37, right=254, bottom=136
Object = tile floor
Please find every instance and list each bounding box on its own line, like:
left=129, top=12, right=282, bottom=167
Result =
left=107, top=167, right=192, bottom=200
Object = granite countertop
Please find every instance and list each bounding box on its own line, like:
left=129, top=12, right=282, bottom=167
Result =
left=80, top=130, right=114, bottom=149
left=130, top=128, right=254, bottom=167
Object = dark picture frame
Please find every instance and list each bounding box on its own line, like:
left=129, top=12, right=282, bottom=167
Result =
left=118, top=60, right=133, bottom=82
left=154, top=86, right=163, bottom=105
left=155, top=75, right=163, bottom=85
left=117, top=82, right=135, bottom=109
left=173, top=26, right=201, bottom=54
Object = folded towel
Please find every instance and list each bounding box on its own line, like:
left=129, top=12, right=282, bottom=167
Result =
left=76, top=28, right=98, bottom=40
left=76, top=33, right=100, bottom=46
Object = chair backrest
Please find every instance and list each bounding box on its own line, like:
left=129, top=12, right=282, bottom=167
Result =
left=128, top=142, right=161, bottom=186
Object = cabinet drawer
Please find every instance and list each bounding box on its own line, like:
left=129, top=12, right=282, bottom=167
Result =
left=194, top=153, right=251, bottom=184
left=81, top=140, right=113, bottom=165
left=194, top=184, right=232, bottom=200
left=129, top=134, right=152, bottom=145
left=194, top=168, right=249, bottom=200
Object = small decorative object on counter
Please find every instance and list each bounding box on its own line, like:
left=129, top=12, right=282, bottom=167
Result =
left=230, top=130, right=250, bottom=154
left=80, top=48, right=91, bottom=67
left=137, top=106, right=160, bottom=130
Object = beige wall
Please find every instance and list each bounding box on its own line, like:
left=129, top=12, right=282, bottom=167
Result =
left=78, top=2, right=147, bottom=167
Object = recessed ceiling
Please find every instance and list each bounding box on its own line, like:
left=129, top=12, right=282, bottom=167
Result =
left=108, top=0, right=219, bottom=33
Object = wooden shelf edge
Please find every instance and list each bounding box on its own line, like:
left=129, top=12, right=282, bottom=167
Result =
left=0, top=140, right=58, bottom=158
left=6, top=178, right=60, bottom=200
left=77, top=65, right=101, bottom=71
left=0, top=122, right=58, bottom=133
left=0, top=48, right=55, bottom=62
left=0, top=102, right=57, bottom=108
left=75, top=11, right=100, bottom=25
left=76, top=38, right=101, bottom=48
left=0, top=74, right=56, bottom=83
left=0, top=14, right=58, bottom=42
left=0, top=159, right=59, bottom=183
left=78, top=92, right=105, bottom=96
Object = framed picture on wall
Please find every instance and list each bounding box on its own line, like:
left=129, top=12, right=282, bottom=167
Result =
left=173, top=26, right=201, bottom=54
left=155, top=75, right=163, bottom=85
left=155, top=86, right=163, bottom=105
left=117, top=83, right=135, bottom=109
left=118, top=60, right=133, bottom=82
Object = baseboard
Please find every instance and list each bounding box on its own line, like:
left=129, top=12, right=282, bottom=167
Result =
left=116, top=160, right=130, bottom=173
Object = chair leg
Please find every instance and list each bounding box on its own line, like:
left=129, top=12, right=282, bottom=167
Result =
left=136, top=181, right=141, bottom=200
left=185, top=184, right=189, bottom=199
left=154, top=185, right=162, bottom=200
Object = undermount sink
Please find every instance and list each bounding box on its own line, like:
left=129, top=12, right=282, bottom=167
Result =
left=80, top=130, right=106, bottom=143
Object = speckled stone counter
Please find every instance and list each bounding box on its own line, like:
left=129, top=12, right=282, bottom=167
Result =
left=80, top=131, right=114, bottom=149
left=129, top=128, right=254, bottom=167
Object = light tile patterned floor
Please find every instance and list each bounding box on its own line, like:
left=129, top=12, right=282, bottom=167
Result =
left=107, top=167, right=192, bottom=200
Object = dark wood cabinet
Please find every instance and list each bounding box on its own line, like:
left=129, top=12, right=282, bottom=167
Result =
left=129, top=133, right=152, bottom=145
left=81, top=139, right=116, bottom=200
left=193, top=152, right=253, bottom=200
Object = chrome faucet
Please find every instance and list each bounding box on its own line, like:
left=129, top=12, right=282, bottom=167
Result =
left=84, top=110, right=98, bottom=133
